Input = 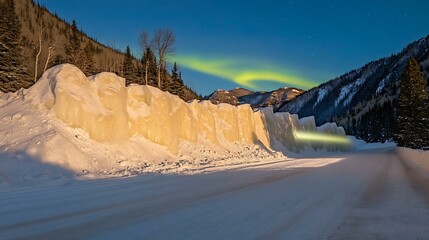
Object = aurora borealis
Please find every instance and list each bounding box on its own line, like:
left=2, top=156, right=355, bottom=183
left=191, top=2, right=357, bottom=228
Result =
left=36, top=0, right=429, bottom=95
left=174, top=55, right=317, bottom=90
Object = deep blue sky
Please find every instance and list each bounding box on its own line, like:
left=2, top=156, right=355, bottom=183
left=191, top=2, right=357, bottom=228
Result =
left=37, top=0, right=429, bottom=95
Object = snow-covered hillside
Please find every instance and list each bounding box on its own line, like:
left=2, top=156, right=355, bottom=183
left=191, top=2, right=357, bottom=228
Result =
left=280, top=34, right=429, bottom=142
left=0, top=64, right=347, bottom=187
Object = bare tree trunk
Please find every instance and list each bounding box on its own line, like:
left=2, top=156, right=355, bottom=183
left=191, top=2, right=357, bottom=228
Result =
left=34, top=30, right=42, bottom=82
left=153, top=29, right=175, bottom=90
left=157, top=62, right=161, bottom=88
left=139, top=29, right=175, bottom=89
left=43, top=44, right=55, bottom=72
left=112, top=61, right=118, bottom=74
left=145, top=60, right=149, bottom=85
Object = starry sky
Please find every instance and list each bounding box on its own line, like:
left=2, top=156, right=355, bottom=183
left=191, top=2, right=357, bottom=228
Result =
left=37, top=0, right=429, bottom=96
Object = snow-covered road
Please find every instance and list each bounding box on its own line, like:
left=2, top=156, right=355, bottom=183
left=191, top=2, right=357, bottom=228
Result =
left=1, top=149, right=429, bottom=240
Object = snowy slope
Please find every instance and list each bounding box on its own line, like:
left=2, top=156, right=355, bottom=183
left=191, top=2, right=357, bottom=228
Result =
left=280, top=35, right=429, bottom=142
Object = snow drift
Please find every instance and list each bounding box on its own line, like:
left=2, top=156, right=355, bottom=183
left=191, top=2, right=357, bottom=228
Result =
left=27, top=64, right=347, bottom=154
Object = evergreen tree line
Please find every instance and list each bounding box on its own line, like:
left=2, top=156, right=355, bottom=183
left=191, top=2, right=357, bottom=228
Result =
left=337, top=57, right=429, bottom=149
left=0, top=0, right=29, bottom=92
left=121, top=45, right=187, bottom=99
left=65, top=21, right=190, bottom=100
left=393, top=57, right=429, bottom=150
left=0, top=0, right=196, bottom=100
left=65, top=20, right=98, bottom=75
left=346, top=100, right=396, bottom=143
left=0, top=0, right=198, bottom=100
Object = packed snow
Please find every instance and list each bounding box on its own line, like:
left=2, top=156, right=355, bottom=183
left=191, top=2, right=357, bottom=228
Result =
left=2, top=145, right=429, bottom=240
left=397, top=147, right=429, bottom=175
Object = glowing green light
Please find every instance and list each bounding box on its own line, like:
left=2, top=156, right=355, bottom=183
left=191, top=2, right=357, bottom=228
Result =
left=293, top=130, right=351, bottom=145
left=174, top=55, right=316, bottom=90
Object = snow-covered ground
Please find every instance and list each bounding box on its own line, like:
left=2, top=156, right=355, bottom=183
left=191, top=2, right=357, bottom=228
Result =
left=1, top=147, right=429, bottom=240
left=1, top=65, right=429, bottom=239
left=2, top=92, right=428, bottom=239
left=397, top=147, right=429, bottom=175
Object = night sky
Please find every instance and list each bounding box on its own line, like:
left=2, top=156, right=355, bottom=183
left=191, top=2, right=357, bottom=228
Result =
left=37, top=0, right=429, bottom=96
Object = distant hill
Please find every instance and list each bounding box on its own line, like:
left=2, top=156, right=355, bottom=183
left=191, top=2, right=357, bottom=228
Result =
left=0, top=0, right=199, bottom=101
left=205, top=87, right=304, bottom=110
left=280, top=35, right=429, bottom=143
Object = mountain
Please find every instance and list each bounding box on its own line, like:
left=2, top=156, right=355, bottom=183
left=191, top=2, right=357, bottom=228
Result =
left=205, top=87, right=304, bottom=110
left=0, top=0, right=199, bottom=100
left=280, top=35, right=429, bottom=142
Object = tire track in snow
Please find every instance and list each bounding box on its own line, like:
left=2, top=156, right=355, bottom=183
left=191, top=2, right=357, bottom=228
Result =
left=5, top=151, right=428, bottom=240
left=254, top=154, right=382, bottom=240
left=2, top=168, right=307, bottom=240
left=396, top=152, right=429, bottom=202
left=329, top=151, right=429, bottom=239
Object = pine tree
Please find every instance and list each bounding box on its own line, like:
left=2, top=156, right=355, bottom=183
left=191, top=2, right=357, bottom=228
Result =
left=394, top=57, right=429, bottom=149
left=65, top=20, right=82, bottom=68
left=0, top=0, right=29, bottom=92
left=122, top=45, right=134, bottom=85
left=83, top=42, right=95, bottom=75
left=169, top=62, right=180, bottom=95
left=160, top=65, right=170, bottom=91
left=141, top=47, right=157, bottom=86
left=135, top=62, right=143, bottom=85
left=177, top=71, right=186, bottom=99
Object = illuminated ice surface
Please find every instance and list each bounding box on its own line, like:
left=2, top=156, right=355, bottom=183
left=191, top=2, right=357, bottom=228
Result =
left=0, top=64, right=356, bottom=188
left=27, top=64, right=347, bottom=154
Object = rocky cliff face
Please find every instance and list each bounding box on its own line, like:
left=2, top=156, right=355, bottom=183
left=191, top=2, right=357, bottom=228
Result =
left=206, top=87, right=304, bottom=110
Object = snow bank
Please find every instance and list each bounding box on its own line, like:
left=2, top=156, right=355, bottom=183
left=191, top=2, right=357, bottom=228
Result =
left=397, top=148, right=429, bottom=175
left=0, top=64, right=353, bottom=187
left=26, top=64, right=348, bottom=154
left=350, top=137, right=396, bottom=151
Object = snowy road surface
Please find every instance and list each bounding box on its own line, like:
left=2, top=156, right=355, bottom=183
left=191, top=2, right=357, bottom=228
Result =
left=1, top=149, right=429, bottom=240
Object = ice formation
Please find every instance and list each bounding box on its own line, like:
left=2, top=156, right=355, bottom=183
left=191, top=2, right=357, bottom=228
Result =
left=27, top=64, right=348, bottom=154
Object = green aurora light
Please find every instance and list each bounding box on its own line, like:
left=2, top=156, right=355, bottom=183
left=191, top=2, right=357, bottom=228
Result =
left=174, top=55, right=317, bottom=90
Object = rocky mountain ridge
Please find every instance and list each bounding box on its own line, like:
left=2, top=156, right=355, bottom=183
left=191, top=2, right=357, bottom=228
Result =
left=205, top=87, right=304, bottom=110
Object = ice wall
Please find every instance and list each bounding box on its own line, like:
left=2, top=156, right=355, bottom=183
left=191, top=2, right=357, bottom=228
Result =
left=127, top=85, right=269, bottom=153
left=28, top=64, right=348, bottom=154
left=28, top=65, right=129, bottom=142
